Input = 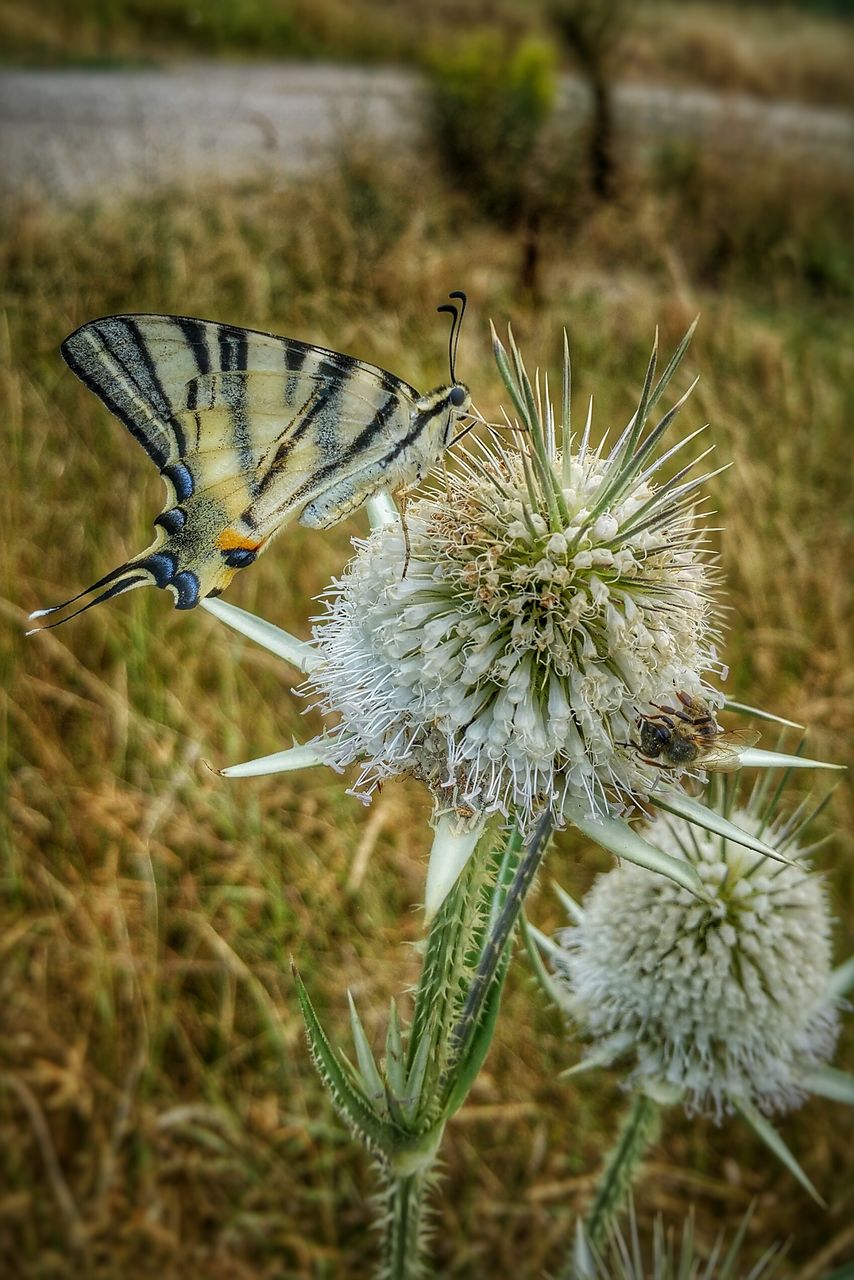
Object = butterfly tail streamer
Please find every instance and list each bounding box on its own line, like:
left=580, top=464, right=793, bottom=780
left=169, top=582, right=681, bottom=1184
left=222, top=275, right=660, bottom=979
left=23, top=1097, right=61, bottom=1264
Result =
left=27, top=537, right=236, bottom=632
left=27, top=565, right=154, bottom=632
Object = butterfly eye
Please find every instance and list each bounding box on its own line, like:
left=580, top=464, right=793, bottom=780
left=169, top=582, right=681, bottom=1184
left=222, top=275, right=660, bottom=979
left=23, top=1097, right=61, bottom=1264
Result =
left=449, top=385, right=467, bottom=408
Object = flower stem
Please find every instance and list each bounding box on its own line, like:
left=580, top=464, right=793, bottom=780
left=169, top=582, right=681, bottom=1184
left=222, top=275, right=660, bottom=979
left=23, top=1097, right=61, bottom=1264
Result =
left=573, top=1092, right=660, bottom=1266
left=377, top=815, right=554, bottom=1274
left=381, top=1169, right=429, bottom=1280
left=376, top=823, right=501, bottom=1275
left=446, top=812, right=554, bottom=1074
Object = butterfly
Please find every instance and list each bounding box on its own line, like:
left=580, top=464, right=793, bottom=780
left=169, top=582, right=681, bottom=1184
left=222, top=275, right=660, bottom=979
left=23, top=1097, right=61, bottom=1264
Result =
left=29, top=293, right=472, bottom=629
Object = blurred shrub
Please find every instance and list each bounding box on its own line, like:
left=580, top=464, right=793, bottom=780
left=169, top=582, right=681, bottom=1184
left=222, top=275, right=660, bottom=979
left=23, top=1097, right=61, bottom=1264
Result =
left=547, top=0, right=630, bottom=199
left=653, top=141, right=854, bottom=299
left=9, top=0, right=417, bottom=63
left=426, top=33, right=557, bottom=227
left=90, top=0, right=311, bottom=55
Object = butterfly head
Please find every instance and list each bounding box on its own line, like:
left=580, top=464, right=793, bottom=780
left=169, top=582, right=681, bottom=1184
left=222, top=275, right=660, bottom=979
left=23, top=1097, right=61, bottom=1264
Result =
left=414, top=381, right=472, bottom=448
left=445, top=383, right=472, bottom=442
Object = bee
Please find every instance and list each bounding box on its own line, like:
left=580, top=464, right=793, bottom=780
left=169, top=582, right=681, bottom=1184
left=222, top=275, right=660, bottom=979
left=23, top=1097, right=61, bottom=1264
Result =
left=630, top=691, right=760, bottom=773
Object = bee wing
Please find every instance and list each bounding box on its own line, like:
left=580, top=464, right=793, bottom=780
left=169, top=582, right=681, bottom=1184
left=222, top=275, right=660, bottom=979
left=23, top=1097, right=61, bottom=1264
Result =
left=701, top=728, right=761, bottom=772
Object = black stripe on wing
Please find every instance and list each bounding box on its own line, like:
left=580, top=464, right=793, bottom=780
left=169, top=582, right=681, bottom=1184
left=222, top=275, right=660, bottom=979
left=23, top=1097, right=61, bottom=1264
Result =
left=217, top=329, right=256, bottom=491
left=284, top=390, right=416, bottom=510
left=27, top=570, right=151, bottom=632
left=173, top=317, right=212, bottom=377
left=61, top=317, right=188, bottom=467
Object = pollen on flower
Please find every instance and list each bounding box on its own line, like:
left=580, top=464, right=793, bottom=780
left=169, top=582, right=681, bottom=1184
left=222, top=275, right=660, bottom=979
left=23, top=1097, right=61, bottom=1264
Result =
left=303, top=326, right=727, bottom=830
left=550, top=805, right=840, bottom=1118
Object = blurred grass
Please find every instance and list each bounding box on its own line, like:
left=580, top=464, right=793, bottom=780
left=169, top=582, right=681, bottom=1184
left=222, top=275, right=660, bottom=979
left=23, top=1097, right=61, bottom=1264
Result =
left=1, top=139, right=852, bottom=1277
left=1, top=0, right=853, bottom=110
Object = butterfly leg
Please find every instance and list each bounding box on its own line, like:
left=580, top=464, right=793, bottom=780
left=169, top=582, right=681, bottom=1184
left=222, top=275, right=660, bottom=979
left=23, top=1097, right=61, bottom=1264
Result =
left=301, top=472, right=413, bottom=577
left=399, top=491, right=412, bottom=580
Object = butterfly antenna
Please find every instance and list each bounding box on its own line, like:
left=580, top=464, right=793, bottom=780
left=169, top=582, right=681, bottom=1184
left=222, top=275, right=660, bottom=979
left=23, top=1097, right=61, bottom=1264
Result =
left=437, top=289, right=468, bottom=384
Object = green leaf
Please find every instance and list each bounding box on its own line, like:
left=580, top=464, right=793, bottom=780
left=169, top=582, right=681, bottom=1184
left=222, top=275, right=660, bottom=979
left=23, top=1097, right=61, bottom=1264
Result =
left=507, top=325, right=567, bottom=527
left=717, top=1203, right=756, bottom=1280
left=219, top=742, right=328, bottom=779
left=402, top=1029, right=434, bottom=1124
left=573, top=1218, right=596, bottom=1280
left=292, top=963, right=402, bottom=1155
left=384, top=999, right=406, bottom=1100
left=798, top=1066, right=854, bottom=1105
left=646, top=317, right=698, bottom=417
left=560, top=328, right=572, bottom=485
left=553, top=880, right=585, bottom=924
left=490, top=321, right=530, bottom=427
left=651, top=789, right=794, bottom=866
left=739, top=748, right=844, bottom=771
left=201, top=597, right=318, bottom=671
left=617, top=328, right=658, bottom=467
left=828, top=955, right=854, bottom=999
left=347, top=990, right=386, bottom=1108
left=441, top=947, right=511, bottom=1120
left=424, top=814, right=486, bottom=920
left=521, top=916, right=574, bottom=1014
left=558, top=1047, right=615, bottom=1079
left=723, top=700, right=803, bottom=729
left=735, top=1097, right=825, bottom=1206
left=564, top=796, right=705, bottom=897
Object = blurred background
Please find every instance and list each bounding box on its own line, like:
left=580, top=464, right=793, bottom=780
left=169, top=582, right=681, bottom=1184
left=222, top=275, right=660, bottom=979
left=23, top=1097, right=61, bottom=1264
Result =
left=1, top=1, right=852, bottom=1275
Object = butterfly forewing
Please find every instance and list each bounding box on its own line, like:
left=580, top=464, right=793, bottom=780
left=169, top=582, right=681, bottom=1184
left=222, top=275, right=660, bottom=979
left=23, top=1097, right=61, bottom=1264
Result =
left=34, top=313, right=453, bottom=626
left=61, top=314, right=418, bottom=466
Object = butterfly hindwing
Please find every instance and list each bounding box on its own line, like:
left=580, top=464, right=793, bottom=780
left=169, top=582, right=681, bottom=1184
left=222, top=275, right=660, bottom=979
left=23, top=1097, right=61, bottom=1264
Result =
left=34, top=314, right=428, bottom=625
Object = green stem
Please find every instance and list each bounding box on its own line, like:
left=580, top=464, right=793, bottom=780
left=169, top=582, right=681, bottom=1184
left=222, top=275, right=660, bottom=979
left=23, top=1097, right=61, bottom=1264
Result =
left=572, top=1093, right=661, bottom=1268
left=446, top=812, right=553, bottom=1077
left=381, top=1169, right=429, bottom=1280
left=378, top=815, right=554, bottom=1274
left=376, top=825, right=501, bottom=1274
left=407, top=819, right=501, bottom=1114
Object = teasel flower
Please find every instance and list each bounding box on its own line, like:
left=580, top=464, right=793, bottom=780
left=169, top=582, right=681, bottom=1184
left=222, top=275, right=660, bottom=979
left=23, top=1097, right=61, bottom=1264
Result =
left=531, top=772, right=854, bottom=1202
left=203, top=322, right=840, bottom=914
left=571, top=1200, right=785, bottom=1280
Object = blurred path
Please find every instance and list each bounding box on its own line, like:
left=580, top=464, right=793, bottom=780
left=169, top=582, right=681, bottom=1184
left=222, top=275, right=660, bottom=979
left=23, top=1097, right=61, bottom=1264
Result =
left=1, top=62, right=852, bottom=200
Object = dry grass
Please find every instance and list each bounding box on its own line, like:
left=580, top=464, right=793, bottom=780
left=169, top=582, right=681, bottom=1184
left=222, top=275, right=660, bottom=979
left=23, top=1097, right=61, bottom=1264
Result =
left=628, top=3, right=854, bottom=109
left=1, top=146, right=852, bottom=1277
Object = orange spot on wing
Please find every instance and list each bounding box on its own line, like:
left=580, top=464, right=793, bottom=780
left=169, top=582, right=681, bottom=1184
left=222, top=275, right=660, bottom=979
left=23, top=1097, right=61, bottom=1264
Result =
left=216, top=529, right=261, bottom=552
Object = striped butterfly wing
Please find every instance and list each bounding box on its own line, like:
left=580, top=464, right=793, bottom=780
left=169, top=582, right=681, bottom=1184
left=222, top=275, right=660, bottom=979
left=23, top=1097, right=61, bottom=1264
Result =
left=34, top=314, right=421, bottom=625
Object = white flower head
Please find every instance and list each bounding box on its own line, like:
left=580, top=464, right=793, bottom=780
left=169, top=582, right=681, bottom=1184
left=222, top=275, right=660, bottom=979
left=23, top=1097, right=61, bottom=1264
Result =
left=551, top=796, right=842, bottom=1119
left=304, top=323, right=727, bottom=830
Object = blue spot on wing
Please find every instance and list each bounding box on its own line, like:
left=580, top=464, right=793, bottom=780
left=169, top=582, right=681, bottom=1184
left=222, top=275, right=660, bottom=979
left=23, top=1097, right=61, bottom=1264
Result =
left=162, top=462, right=194, bottom=502
left=138, top=551, right=178, bottom=587
left=222, top=547, right=257, bottom=569
left=155, top=507, right=187, bottom=535
left=172, top=570, right=200, bottom=610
